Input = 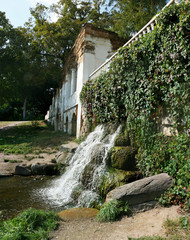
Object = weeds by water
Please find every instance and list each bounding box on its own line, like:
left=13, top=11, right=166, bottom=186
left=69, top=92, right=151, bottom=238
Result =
left=0, top=121, right=74, bottom=156
left=97, top=200, right=130, bottom=222
left=0, top=208, right=60, bottom=240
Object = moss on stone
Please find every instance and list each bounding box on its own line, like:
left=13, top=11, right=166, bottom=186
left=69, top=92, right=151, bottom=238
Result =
left=58, top=208, right=99, bottom=221
left=109, top=146, right=137, bottom=171
left=114, top=133, right=130, bottom=146
left=99, top=168, right=138, bottom=199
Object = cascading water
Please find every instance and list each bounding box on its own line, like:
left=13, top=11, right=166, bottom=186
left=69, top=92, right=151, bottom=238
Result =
left=40, top=125, right=120, bottom=208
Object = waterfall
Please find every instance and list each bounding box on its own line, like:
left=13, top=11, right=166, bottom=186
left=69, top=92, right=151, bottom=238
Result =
left=41, top=125, right=120, bottom=208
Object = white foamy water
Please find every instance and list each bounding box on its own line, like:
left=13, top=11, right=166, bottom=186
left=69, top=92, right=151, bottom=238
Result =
left=40, top=125, right=120, bottom=207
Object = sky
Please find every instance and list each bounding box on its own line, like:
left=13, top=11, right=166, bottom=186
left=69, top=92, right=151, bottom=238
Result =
left=1, top=0, right=172, bottom=28
left=0, top=0, right=59, bottom=27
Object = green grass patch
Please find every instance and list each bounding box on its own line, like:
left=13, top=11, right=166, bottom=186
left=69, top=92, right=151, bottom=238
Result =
left=97, top=200, right=130, bottom=222
left=0, top=121, right=74, bottom=155
left=164, top=215, right=190, bottom=240
left=0, top=208, right=60, bottom=240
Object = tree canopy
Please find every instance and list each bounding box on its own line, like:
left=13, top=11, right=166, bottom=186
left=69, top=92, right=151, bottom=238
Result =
left=0, top=0, right=167, bottom=120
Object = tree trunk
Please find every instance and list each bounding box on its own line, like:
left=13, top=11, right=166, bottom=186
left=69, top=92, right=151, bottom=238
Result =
left=23, top=97, right=27, bottom=120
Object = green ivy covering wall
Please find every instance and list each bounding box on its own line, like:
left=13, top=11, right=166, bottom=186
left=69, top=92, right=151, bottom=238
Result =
left=81, top=2, right=190, bottom=208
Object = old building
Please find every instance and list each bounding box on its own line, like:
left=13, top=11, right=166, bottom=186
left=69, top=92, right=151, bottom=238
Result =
left=46, top=24, right=125, bottom=137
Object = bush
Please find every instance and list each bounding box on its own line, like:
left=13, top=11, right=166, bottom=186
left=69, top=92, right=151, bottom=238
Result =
left=97, top=200, right=129, bottom=222
left=0, top=208, right=60, bottom=240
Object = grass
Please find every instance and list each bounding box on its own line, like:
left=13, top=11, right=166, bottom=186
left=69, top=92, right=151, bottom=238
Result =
left=0, top=121, right=74, bottom=156
left=164, top=215, right=190, bottom=240
left=97, top=200, right=130, bottom=222
left=0, top=208, right=60, bottom=240
left=128, top=215, right=190, bottom=240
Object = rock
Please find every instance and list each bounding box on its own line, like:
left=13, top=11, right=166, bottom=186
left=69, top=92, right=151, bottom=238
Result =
left=15, top=165, right=31, bottom=176
left=114, top=134, right=130, bottom=146
left=55, top=152, right=67, bottom=163
left=109, top=146, right=137, bottom=171
left=106, top=173, right=173, bottom=211
left=100, top=169, right=140, bottom=199
left=59, top=142, right=79, bottom=153
left=114, top=126, right=130, bottom=146
left=130, top=201, right=159, bottom=213
left=58, top=208, right=99, bottom=221
left=31, top=163, right=58, bottom=175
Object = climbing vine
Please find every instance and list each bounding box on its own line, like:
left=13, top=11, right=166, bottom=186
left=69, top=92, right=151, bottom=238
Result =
left=80, top=2, right=190, bottom=207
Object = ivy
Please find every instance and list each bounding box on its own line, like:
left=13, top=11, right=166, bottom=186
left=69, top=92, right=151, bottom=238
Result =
left=80, top=2, right=190, bottom=207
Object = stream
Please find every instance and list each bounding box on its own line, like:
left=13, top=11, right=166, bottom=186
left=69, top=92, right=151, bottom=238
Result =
left=0, top=176, right=62, bottom=220
left=0, top=125, right=120, bottom=220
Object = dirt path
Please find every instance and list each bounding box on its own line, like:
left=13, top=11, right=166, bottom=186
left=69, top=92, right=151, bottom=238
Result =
left=0, top=121, right=29, bottom=131
left=51, top=206, right=181, bottom=240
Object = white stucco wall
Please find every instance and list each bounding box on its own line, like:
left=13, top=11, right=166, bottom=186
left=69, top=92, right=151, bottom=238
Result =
left=47, top=29, right=116, bottom=137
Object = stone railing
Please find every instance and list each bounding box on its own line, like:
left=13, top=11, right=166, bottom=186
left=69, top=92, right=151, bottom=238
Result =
left=89, top=0, right=178, bottom=80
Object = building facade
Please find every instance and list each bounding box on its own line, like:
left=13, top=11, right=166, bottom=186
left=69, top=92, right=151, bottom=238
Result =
left=46, top=24, right=125, bottom=137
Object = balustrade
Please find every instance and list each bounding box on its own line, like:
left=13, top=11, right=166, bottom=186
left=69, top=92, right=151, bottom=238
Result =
left=89, top=0, right=177, bottom=81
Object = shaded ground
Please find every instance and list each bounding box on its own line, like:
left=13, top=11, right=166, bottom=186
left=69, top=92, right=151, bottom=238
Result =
left=51, top=206, right=181, bottom=240
left=0, top=121, right=74, bottom=176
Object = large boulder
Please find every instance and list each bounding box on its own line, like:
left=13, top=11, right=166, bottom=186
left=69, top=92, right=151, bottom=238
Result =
left=59, top=142, right=79, bottom=153
left=109, top=146, right=137, bottom=171
left=31, top=163, right=58, bottom=175
left=106, top=173, right=172, bottom=212
left=55, top=142, right=79, bottom=165
left=99, top=169, right=140, bottom=199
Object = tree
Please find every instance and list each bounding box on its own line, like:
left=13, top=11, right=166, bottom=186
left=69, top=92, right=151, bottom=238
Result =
left=0, top=11, right=60, bottom=120
left=0, top=0, right=168, bottom=120
left=108, top=0, right=167, bottom=38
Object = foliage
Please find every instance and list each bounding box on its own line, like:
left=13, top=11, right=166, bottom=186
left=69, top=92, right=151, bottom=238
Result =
left=164, top=215, right=190, bottom=239
left=81, top=2, right=190, bottom=207
left=109, top=0, right=167, bottom=38
left=0, top=208, right=59, bottom=240
left=0, top=0, right=169, bottom=120
left=137, top=133, right=190, bottom=206
left=0, top=11, right=60, bottom=120
left=97, top=199, right=130, bottom=222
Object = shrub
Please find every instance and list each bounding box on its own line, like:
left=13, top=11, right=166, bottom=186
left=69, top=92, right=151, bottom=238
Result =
left=0, top=208, right=59, bottom=240
left=97, top=200, right=129, bottom=222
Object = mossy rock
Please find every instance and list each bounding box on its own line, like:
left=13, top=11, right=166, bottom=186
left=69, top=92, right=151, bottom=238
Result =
left=114, top=123, right=137, bottom=147
left=109, top=146, right=137, bottom=171
left=99, top=169, right=139, bottom=199
left=58, top=208, right=99, bottom=221
left=114, top=133, right=130, bottom=146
